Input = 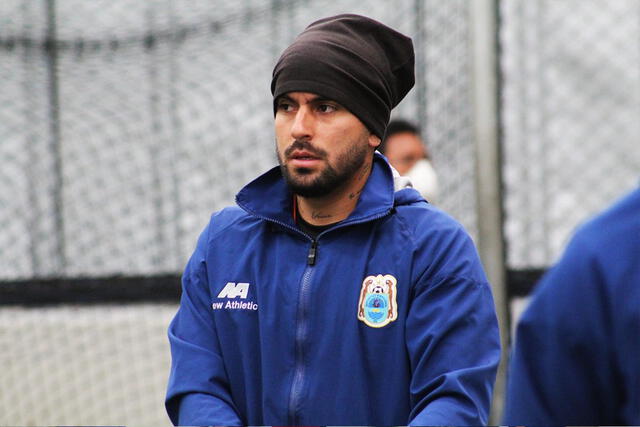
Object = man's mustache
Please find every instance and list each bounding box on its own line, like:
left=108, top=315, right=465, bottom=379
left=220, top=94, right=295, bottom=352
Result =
left=284, top=140, right=327, bottom=159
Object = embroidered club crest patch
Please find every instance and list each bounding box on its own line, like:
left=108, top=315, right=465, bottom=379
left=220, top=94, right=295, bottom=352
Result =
left=357, top=274, right=398, bottom=328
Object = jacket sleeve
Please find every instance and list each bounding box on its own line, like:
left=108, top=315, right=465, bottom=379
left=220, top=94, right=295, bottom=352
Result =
left=165, top=223, right=243, bottom=426
left=406, top=232, right=501, bottom=425
left=502, top=233, right=617, bottom=425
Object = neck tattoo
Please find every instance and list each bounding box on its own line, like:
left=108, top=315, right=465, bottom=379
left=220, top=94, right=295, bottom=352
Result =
left=312, top=211, right=333, bottom=220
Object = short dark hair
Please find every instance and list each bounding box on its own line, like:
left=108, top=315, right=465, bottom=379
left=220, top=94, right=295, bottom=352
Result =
left=379, top=119, right=421, bottom=154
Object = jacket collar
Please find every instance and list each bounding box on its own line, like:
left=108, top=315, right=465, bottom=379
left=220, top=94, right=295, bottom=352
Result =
left=235, top=152, right=396, bottom=227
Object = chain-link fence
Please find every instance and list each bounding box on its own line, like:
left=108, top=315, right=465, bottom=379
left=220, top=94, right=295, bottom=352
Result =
left=0, top=304, right=176, bottom=425
left=0, top=0, right=476, bottom=282
left=2, top=0, right=639, bottom=425
left=501, top=0, right=640, bottom=273
left=1, top=1, right=475, bottom=425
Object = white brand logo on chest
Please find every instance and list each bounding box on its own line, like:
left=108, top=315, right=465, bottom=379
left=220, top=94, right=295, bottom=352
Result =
left=212, top=282, right=258, bottom=311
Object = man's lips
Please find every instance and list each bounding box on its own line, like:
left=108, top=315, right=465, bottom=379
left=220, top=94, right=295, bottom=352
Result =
left=288, top=150, right=322, bottom=166
left=289, top=150, right=320, bottom=160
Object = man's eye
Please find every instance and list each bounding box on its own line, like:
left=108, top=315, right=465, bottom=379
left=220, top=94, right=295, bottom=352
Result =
left=277, top=101, right=294, bottom=112
left=317, top=104, right=337, bottom=113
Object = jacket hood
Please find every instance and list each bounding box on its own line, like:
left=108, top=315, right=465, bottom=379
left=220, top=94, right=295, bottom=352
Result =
left=235, top=152, right=424, bottom=227
left=388, top=158, right=426, bottom=207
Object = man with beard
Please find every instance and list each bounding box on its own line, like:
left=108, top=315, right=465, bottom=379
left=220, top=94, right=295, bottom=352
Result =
left=165, top=14, right=500, bottom=426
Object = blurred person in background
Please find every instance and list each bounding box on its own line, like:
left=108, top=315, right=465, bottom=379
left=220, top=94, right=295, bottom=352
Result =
left=503, top=185, right=640, bottom=425
left=166, top=13, right=500, bottom=426
left=379, top=119, right=439, bottom=203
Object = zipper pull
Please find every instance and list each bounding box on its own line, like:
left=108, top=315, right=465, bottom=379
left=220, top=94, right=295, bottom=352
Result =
left=307, top=240, right=317, bottom=266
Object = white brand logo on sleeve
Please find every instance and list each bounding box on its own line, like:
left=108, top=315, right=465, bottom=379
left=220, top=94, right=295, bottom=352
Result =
left=213, top=282, right=258, bottom=311
left=217, top=282, right=250, bottom=299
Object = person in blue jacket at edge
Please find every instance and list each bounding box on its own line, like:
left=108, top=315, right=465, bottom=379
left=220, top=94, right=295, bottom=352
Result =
left=503, top=186, right=640, bottom=425
left=165, top=13, right=500, bottom=426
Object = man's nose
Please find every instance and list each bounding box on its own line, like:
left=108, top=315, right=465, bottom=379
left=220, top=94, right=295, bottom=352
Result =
left=290, top=107, right=314, bottom=140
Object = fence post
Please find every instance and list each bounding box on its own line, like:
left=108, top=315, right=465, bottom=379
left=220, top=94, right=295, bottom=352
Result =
left=469, top=0, right=508, bottom=423
left=45, top=0, right=66, bottom=275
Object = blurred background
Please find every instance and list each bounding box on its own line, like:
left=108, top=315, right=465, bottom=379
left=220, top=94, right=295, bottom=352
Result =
left=1, top=0, right=639, bottom=425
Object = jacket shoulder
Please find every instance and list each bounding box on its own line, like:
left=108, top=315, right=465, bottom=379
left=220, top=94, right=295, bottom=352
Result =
left=205, top=206, right=253, bottom=238
left=574, top=187, right=640, bottom=251
left=394, top=200, right=470, bottom=241
left=391, top=202, right=486, bottom=285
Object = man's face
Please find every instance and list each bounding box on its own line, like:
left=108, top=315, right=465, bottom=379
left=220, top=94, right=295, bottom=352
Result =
left=275, top=92, right=379, bottom=198
left=383, top=132, right=427, bottom=175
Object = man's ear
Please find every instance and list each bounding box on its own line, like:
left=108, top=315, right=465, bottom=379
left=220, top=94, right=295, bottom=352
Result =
left=368, top=134, right=381, bottom=148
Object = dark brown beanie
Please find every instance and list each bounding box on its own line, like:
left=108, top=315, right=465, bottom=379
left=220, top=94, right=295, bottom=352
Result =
left=271, top=14, right=415, bottom=139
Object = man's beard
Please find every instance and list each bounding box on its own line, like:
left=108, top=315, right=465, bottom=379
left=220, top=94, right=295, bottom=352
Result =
left=277, top=138, right=370, bottom=198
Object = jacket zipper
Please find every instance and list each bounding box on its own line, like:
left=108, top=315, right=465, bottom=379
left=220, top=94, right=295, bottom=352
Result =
left=288, top=239, right=316, bottom=425
left=238, top=210, right=392, bottom=424
left=307, top=240, right=317, bottom=265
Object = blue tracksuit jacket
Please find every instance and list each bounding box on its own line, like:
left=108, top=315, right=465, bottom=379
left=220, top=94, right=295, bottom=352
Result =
left=503, top=186, right=640, bottom=425
left=166, top=153, right=500, bottom=425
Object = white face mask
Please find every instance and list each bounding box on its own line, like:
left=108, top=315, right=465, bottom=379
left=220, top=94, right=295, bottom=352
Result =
left=406, top=159, right=439, bottom=203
